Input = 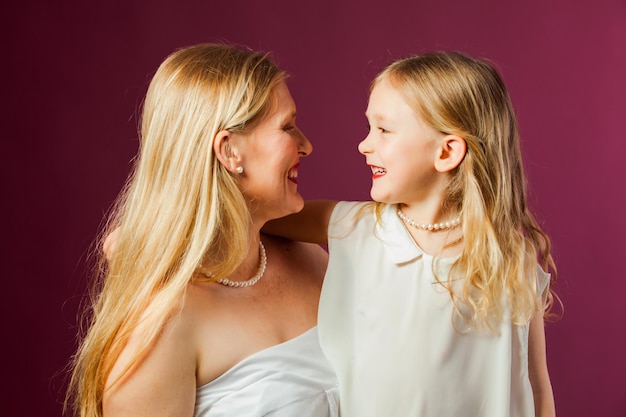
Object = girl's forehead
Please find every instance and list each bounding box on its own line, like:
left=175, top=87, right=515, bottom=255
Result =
left=367, top=81, right=414, bottom=117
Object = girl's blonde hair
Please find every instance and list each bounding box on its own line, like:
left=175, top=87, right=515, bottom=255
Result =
left=374, top=52, right=556, bottom=330
left=66, top=43, right=286, bottom=417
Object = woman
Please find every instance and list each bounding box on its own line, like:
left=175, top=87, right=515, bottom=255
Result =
left=67, top=44, right=338, bottom=417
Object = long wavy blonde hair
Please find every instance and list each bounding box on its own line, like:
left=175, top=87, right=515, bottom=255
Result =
left=374, top=52, right=556, bottom=330
left=66, top=43, right=286, bottom=417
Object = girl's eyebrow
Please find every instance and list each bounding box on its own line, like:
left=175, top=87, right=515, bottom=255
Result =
left=365, top=112, right=385, bottom=122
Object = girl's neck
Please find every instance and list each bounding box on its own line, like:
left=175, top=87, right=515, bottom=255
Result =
left=397, top=203, right=463, bottom=257
left=397, top=201, right=456, bottom=227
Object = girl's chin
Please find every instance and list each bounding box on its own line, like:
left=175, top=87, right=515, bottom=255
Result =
left=369, top=189, right=390, bottom=203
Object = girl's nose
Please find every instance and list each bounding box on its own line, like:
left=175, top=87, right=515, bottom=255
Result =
left=358, top=132, right=372, bottom=155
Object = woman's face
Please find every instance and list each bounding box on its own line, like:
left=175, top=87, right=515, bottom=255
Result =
left=233, top=82, right=313, bottom=223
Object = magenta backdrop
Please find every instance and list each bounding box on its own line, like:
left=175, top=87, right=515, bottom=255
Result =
left=4, top=0, right=624, bottom=415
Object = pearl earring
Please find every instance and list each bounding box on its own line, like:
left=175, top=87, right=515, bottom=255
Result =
left=236, top=166, right=244, bottom=174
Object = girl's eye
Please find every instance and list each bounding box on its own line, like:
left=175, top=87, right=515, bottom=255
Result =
left=365, top=124, right=388, bottom=134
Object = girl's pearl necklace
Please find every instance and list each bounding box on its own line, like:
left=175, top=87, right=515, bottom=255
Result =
left=397, top=209, right=461, bottom=231
left=215, top=241, right=267, bottom=287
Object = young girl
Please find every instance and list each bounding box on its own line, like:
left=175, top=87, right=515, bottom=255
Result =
left=267, top=52, right=556, bottom=416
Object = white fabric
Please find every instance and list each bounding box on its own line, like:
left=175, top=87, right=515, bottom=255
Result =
left=319, top=201, right=550, bottom=417
left=194, top=326, right=339, bottom=417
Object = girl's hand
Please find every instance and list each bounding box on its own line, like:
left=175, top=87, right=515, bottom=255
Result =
left=103, top=227, right=121, bottom=261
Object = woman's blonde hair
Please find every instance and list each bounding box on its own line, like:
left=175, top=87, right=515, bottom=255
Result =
left=374, top=52, right=556, bottom=330
left=66, top=43, right=286, bottom=417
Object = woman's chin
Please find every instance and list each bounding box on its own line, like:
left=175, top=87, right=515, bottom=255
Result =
left=287, top=195, right=305, bottom=214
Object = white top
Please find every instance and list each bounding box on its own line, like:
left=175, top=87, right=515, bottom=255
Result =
left=319, top=202, right=550, bottom=417
left=194, top=326, right=339, bottom=417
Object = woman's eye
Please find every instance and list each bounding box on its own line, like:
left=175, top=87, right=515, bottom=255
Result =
left=284, top=125, right=295, bottom=131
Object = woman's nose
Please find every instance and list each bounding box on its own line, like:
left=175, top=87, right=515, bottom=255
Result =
left=297, top=128, right=313, bottom=156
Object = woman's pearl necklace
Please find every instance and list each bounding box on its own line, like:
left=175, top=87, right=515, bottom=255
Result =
left=397, top=209, right=461, bottom=231
left=216, top=241, right=267, bottom=287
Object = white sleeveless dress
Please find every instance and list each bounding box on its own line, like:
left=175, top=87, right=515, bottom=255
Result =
left=194, top=326, right=339, bottom=416
left=319, top=202, right=551, bottom=417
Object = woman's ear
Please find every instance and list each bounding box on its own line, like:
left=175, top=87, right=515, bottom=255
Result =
left=435, top=135, right=466, bottom=173
left=213, top=130, right=242, bottom=173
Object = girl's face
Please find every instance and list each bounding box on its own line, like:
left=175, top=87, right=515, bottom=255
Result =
left=359, top=78, right=444, bottom=206
left=233, top=82, right=313, bottom=223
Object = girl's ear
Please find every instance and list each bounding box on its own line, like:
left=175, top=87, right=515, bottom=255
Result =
left=213, top=130, right=242, bottom=173
left=435, top=135, right=466, bottom=173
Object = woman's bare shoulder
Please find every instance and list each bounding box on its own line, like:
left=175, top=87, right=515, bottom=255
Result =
left=103, top=298, right=197, bottom=416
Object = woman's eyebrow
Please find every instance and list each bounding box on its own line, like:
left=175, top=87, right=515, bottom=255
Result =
left=280, top=111, right=297, bottom=124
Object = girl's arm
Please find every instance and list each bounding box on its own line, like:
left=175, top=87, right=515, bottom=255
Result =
left=263, top=200, right=338, bottom=245
left=528, top=311, right=556, bottom=417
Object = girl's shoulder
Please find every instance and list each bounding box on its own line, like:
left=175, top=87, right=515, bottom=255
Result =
left=329, top=201, right=384, bottom=234
left=534, top=264, right=551, bottom=297
left=330, top=200, right=377, bottom=221
left=332, top=200, right=377, bottom=216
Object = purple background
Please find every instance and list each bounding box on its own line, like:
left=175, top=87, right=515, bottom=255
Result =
left=4, top=0, right=625, bottom=416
